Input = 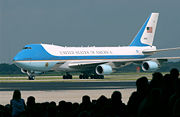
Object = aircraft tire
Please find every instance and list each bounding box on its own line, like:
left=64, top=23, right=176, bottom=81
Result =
left=79, top=75, right=83, bottom=79
left=84, top=74, right=89, bottom=79
left=63, top=75, right=67, bottom=79
left=90, top=75, right=94, bottom=79
left=28, top=76, right=35, bottom=80
left=68, top=75, right=72, bottom=79
left=100, top=75, right=104, bottom=79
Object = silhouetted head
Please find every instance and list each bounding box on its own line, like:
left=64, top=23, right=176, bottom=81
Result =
left=164, top=74, right=171, bottom=80
left=27, top=96, right=35, bottom=107
left=50, top=101, right=56, bottom=107
left=152, top=72, right=163, bottom=80
left=97, top=95, right=108, bottom=105
left=150, top=72, right=163, bottom=89
left=58, top=100, right=66, bottom=107
left=136, top=76, right=149, bottom=92
left=82, top=95, right=91, bottom=104
left=111, top=91, right=122, bottom=103
left=12, top=90, right=21, bottom=100
left=170, top=68, right=179, bottom=79
left=72, top=102, right=80, bottom=111
left=58, top=100, right=66, bottom=112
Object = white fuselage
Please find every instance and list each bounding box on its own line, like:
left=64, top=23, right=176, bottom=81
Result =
left=13, top=44, right=156, bottom=72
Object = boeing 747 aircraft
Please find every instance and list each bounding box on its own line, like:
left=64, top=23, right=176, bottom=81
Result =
left=13, top=13, right=180, bottom=80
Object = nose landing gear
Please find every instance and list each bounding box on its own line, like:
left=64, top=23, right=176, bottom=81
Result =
left=28, top=75, right=35, bottom=80
left=27, top=71, right=35, bottom=80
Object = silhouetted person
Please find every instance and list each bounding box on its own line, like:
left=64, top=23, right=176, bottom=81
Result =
left=0, top=104, right=11, bottom=117
left=163, top=74, right=174, bottom=96
left=26, top=96, right=36, bottom=117
left=149, top=72, right=163, bottom=90
left=78, top=111, right=91, bottom=117
left=127, top=77, right=149, bottom=117
left=48, top=101, right=57, bottom=117
left=138, top=88, right=163, bottom=117
left=170, top=68, right=180, bottom=94
left=10, top=90, right=26, bottom=117
left=169, top=79, right=180, bottom=116
left=172, top=98, right=180, bottom=117
left=92, top=95, right=111, bottom=117
left=170, top=68, right=179, bottom=80
left=111, top=91, right=127, bottom=117
left=79, top=95, right=92, bottom=112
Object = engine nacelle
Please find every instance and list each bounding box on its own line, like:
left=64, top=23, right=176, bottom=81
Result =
left=96, top=64, right=113, bottom=75
left=142, top=61, right=159, bottom=71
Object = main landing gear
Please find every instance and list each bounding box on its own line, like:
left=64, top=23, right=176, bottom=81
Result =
left=79, top=73, right=104, bottom=79
left=62, top=73, right=104, bottom=79
left=63, top=73, right=73, bottom=79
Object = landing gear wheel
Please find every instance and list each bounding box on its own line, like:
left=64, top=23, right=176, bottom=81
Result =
left=63, top=74, right=73, bottom=79
left=79, top=75, right=83, bottom=79
left=63, top=75, right=66, bottom=79
left=79, top=74, right=89, bottom=79
left=28, top=75, right=35, bottom=80
left=84, top=74, right=89, bottom=79
left=68, top=74, right=72, bottom=79
left=92, top=75, right=104, bottom=79
left=90, top=75, right=94, bottom=79
left=99, top=75, right=104, bottom=79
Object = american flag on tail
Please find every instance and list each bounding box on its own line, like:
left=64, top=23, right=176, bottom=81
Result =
left=147, top=27, right=152, bottom=33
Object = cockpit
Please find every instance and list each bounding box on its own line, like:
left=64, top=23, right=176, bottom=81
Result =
left=23, top=47, right=32, bottom=49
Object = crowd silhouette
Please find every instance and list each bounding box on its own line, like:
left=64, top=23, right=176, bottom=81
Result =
left=0, top=68, right=180, bottom=117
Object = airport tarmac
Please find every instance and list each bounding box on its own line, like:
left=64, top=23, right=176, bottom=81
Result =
left=0, top=81, right=136, bottom=105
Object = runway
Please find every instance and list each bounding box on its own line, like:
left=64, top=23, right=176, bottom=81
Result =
left=0, top=81, right=136, bottom=91
left=0, top=81, right=136, bottom=105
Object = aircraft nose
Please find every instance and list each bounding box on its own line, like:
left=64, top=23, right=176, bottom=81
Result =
left=13, top=56, right=17, bottom=61
left=13, top=53, right=29, bottom=69
left=13, top=54, right=20, bottom=62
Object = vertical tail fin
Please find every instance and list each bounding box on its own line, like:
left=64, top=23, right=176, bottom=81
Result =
left=129, top=13, right=159, bottom=46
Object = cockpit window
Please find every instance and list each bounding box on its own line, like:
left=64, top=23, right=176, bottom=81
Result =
left=23, top=47, right=32, bottom=49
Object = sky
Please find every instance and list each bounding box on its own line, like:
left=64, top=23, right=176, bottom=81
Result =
left=0, top=0, right=180, bottom=63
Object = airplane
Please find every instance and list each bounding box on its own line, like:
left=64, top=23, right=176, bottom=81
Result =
left=13, top=13, right=180, bottom=80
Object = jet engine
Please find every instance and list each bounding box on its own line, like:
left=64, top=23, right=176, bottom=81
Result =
left=96, top=64, right=113, bottom=75
left=142, top=61, right=159, bottom=71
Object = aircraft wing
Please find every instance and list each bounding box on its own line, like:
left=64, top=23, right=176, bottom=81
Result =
left=68, top=61, right=108, bottom=69
left=51, top=57, right=180, bottom=70
left=51, top=61, right=108, bottom=70
left=112, top=57, right=180, bottom=64
left=69, top=57, right=180, bottom=69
